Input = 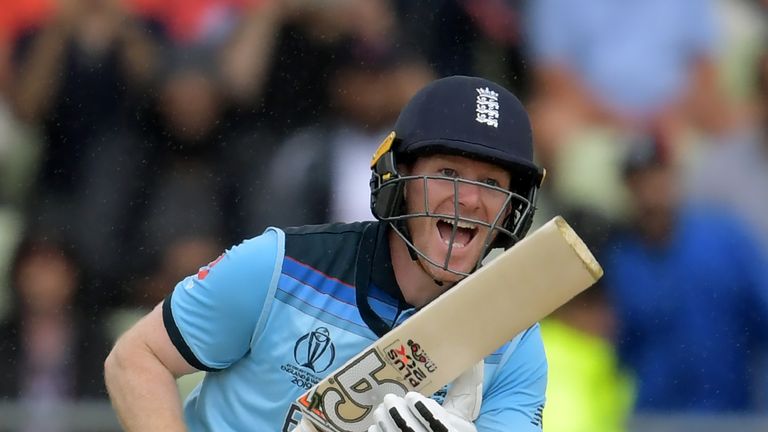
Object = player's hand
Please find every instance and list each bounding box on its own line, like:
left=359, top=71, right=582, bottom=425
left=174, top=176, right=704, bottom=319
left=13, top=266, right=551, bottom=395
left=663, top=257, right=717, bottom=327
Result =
left=295, top=417, right=321, bottom=432
left=367, top=361, right=483, bottom=432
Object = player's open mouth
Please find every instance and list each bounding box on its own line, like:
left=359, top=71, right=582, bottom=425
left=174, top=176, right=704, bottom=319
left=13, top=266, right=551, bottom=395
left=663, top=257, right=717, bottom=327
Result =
left=436, top=218, right=478, bottom=248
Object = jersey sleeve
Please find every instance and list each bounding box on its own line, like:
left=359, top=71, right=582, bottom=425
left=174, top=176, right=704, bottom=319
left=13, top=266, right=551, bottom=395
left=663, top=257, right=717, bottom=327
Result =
left=475, top=324, right=548, bottom=432
left=162, top=228, right=284, bottom=371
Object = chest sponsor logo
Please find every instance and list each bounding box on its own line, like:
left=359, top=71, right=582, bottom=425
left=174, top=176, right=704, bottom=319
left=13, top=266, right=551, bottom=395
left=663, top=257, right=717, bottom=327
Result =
left=281, top=327, right=336, bottom=390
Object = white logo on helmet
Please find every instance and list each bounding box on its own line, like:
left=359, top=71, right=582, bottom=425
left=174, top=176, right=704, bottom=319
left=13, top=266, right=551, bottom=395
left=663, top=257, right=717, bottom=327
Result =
left=475, top=87, right=499, bottom=128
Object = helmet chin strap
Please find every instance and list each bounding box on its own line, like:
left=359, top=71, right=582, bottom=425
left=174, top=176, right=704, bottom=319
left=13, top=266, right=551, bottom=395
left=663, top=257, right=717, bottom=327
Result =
left=417, top=257, right=446, bottom=288
left=395, top=219, right=451, bottom=288
left=413, top=237, right=493, bottom=289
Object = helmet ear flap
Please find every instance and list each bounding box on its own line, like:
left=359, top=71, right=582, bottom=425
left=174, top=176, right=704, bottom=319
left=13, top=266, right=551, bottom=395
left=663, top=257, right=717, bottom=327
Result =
left=509, top=167, right=545, bottom=241
left=370, top=132, right=404, bottom=220
left=486, top=166, right=545, bottom=251
left=370, top=164, right=406, bottom=219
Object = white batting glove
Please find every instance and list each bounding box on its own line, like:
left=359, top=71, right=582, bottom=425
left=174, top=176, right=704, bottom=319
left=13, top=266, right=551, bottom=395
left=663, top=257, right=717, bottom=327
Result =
left=367, top=361, right=483, bottom=432
left=294, top=417, right=321, bottom=432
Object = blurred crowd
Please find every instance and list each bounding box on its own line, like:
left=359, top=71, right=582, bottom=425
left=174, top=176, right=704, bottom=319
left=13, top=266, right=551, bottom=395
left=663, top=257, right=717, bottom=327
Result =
left=0, top=0, right=766, bottom=431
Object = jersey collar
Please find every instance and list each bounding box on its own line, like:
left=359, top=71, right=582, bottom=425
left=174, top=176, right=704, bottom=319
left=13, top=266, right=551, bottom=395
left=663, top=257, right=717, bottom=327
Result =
left=355, top=221, right=409, bottom=337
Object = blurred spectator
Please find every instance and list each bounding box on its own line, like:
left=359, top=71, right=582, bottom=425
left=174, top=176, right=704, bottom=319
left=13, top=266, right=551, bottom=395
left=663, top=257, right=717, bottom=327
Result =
left=217, top=2, right=281, bottom=106
left=526, top=0, right=728, bottom=169
left=541, top=209, right=633, bottom=432
left=242, top=38, right=434, bottom=231
left=128, top=0, right=282, bottom=107
left=395, top=0, right=530, bottom=98
left=714, top=0, right=766, bottom=112
left=687, top=45, right=768, bottom=251
left=0, top=235, right=110, bottom=430
left=529, top=128, right=633, bottom=228
left=542, top=283, right=633, bottom=432
left=0, top=103, right=41, bottom=211
left=604, top=132, right=768, bottom=412
left=0, top=105, right=40, bottom=317
left=0, top=0, right=54, bottom=97
left=9, top=0, right=164, bottom=300
left=127, top=0, right=265, bottom=45
left=124, top=42, right=287, bottom=307
left=129, top=46, right=240, bottom=278
left=246, top=0, right=401, bottom=136
left=12, top=0, right=160, bottom=139
left=455, top=0, right=531, bottom=97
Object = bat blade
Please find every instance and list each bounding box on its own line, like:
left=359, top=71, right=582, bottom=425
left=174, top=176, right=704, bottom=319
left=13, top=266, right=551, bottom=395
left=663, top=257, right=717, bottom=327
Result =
left=297, top=216, right=603, bottom=432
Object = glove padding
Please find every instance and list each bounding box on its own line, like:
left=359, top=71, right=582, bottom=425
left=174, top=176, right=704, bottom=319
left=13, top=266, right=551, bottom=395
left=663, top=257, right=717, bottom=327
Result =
left=367, top=361, right=483, bottom=432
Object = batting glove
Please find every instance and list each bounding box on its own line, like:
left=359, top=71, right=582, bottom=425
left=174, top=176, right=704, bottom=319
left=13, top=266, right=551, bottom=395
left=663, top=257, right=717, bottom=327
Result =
left=367, top=361, right=483, bottom=432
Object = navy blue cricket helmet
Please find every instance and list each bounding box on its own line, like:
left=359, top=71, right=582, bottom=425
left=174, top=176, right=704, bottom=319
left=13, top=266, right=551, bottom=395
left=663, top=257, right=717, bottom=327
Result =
left=370, top=76, right=545, bottom=270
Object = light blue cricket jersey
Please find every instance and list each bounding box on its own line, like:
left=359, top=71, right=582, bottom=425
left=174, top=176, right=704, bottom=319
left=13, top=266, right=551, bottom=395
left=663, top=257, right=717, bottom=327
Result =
left=163, top=221, right=547, bottom=431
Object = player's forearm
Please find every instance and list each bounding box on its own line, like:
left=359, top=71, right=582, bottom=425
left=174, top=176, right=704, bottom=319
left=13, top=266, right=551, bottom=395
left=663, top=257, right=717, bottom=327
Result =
left=104, top=339, right=188, bottom=431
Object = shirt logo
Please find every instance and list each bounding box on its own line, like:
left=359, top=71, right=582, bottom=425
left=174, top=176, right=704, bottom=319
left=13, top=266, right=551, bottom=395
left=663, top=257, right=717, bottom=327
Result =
left=475, top=87, right=499, bottom=128
left=197, top=253, right=224, bottom=280
left=293, top=327, right=336, bottom=373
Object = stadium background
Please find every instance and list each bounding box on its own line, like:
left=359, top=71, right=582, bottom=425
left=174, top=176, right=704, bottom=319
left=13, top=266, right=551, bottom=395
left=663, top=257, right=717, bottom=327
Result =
left=0, top=0, right=767, bottom=430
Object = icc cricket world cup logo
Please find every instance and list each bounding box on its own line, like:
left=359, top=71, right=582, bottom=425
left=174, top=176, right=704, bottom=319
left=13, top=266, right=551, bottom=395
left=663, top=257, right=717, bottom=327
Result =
left=294, top=327, right=336, bottom=373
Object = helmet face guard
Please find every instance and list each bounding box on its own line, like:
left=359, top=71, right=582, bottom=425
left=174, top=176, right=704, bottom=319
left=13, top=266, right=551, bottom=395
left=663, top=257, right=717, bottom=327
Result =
left=373, top=175, right=536, bottom=276
left=369, top=133, right=542, bottom=277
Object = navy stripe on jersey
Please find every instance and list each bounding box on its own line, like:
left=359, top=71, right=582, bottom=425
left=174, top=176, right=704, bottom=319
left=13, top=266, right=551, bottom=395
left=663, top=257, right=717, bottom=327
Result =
left=368, top=282, right=403, bottom=309
left=277, top=272, right=367, bottom=326
left=281, top=257, right=399, bottom=319
left=277, top=257, right=402, bottom=339
left=282, top=256, right=356, bottom=300
left=162, top=294, right=220, bottom=372
left=367, top=283, right=402, bottom=329
left=282, top=256, right=399, bottom=308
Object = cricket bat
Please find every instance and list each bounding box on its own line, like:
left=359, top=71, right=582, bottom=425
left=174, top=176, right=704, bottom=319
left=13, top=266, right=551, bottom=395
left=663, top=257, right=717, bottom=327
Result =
left=297, top=216, right=603, bottom=432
